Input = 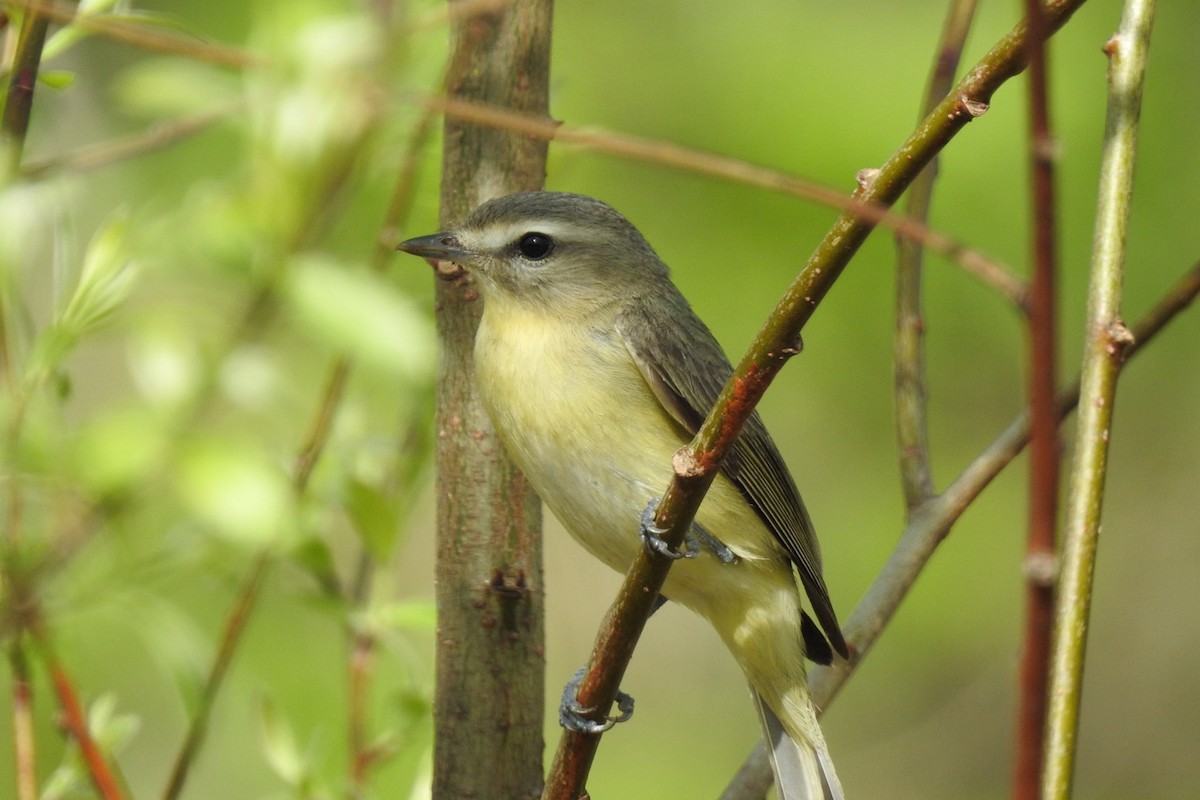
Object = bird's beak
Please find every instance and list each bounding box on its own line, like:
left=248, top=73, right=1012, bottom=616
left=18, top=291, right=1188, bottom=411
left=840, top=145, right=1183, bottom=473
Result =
left=395, top=233, right=475, bottom=264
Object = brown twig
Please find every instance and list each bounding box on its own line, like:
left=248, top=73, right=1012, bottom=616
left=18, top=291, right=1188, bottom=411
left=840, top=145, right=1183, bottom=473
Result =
left=1015, top=1, right=1060, bottom=797
left=1, top=0, right=59, bottom=173
left=801, top=258, right=1200, bottom=728
left=347, top=617, right=378, bottom=793
left=19, top=102, right=241, bottom=181
left=342, top=97, right=439, bottom=798
left=159, top=549, right=270, bottom=800
left=422, top=94, right=1030, bottom=309
left=30, top=614, right=125, bottom=800
left=3, top=0, right=259, bottom=69
left=895, top=0, right=979, bottom=513
left=9, top=643, right=37, bottom=800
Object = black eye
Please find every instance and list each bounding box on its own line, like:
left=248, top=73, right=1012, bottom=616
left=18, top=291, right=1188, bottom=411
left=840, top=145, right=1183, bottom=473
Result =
left=517, top=232, right=554, bottom=260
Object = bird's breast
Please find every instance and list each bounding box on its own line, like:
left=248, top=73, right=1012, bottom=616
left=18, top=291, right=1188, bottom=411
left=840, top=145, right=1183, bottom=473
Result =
left=474, top=303, right=683, bottom=568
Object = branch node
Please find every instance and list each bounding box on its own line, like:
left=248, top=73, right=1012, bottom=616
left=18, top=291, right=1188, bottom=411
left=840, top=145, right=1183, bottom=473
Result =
left=960, top=96, right=990, bottom=118
left=855, top=168, right=881, bottom=191
left=1024, top=550, right=1059, bottom=588
left=1103, top=318, right=1135, bottom=360
left=671, top=446, right=703, bottom=479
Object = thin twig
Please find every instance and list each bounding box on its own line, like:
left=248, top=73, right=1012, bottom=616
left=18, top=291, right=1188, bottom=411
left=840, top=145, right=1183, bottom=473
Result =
left=342, top=98, right=439, bottom=797
left=722, top=254, right=1200, bottom=797
left=809, top=254, right=1196, bottom=714
left=20, top=102, right=242, bottom=181
left=895, top=0, right=978, bottom=512
left=1043, top=2, right=1156, bottom=796
left=3, top=0, right=259, bottom=69
left=159, top=549, right=270, bottom=800
left=1015, top=0, right=1061, bottom=796
left=9, top=643, right=37, bottom=800
left=1, top=0, right=58, bottom=174
left=347, top=618, right=377, bottom=795
left=549, top=3, right=1091, bottom=798
left=30, top=614, right=125, bottom=800
left=422, top=94, right=1030, bottom=309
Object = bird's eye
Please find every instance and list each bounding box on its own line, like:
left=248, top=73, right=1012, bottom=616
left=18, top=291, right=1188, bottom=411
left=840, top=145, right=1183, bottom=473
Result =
left=517, top=232, right=554, bottom=260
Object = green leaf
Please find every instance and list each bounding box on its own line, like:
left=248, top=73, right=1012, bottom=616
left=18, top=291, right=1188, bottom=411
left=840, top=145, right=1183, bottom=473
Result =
left=37, top=70, right=76, bottom=90
left=72, top=408, right=168, bottom=497
left=175, top=438, right=294, bottom=548
left=88, top=693, right=141, bottom=754
left=371, top=599, right=436, bottom=633
left=23, top=213, right=135, bottom=383
left=258, top=696, right=306, bottom=786
left=115, top=57, right=240, bottom=118
left=283, top=256, right=434, bottom=380
left=344, top=476, right=402, bottom=561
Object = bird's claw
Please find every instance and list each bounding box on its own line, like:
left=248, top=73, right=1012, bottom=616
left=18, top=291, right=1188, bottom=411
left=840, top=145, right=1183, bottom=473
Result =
left=559, top=667, right=635, bottom=734
left=640, top=498, right=698, bottom=560
left=639, top=498, right=738, bottom=564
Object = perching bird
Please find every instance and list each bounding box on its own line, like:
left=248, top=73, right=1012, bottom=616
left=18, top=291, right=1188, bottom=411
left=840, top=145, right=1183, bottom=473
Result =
left=398, top=191, right=848, bottom=799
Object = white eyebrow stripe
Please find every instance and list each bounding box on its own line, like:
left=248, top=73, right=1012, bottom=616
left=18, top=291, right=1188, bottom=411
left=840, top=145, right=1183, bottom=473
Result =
left=465, top=219, right=580, bottom=252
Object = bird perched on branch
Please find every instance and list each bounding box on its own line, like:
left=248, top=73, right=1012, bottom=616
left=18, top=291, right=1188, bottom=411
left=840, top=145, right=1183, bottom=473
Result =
left=398, top=191, right=848, bottom=800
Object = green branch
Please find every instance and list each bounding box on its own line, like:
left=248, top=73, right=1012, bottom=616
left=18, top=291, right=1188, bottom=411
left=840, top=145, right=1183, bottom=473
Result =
left=1042, top=1, right=1157, bottom=796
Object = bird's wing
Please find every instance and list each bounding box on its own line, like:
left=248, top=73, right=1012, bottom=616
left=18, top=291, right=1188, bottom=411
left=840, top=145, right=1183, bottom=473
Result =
left=616, top=291, right=847, bottom=659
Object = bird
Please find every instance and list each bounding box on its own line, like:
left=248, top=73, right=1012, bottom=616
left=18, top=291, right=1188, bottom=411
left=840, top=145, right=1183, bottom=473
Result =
left=397, top=191, right=848, bottom=799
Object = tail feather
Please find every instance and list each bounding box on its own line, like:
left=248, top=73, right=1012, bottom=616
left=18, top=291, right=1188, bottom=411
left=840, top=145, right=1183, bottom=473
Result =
left=753, top=693, right=844, bottom=800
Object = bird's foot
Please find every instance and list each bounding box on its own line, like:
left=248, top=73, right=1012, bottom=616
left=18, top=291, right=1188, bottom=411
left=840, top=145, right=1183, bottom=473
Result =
left=640, top=498, right=738, bottom=564
left=559, top=667, right=635, bottom=734
left=639, top=498, right=698, bottom=560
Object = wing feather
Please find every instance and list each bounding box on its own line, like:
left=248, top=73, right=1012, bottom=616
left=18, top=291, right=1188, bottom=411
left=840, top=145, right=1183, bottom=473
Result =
left=617, top=291, right=847, bottom=659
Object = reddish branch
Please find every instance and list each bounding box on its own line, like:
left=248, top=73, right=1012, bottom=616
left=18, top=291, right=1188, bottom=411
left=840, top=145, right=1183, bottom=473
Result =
left=1015, top=2, right=1060, bottom=798
left=30, top=616, right=125, bottom=800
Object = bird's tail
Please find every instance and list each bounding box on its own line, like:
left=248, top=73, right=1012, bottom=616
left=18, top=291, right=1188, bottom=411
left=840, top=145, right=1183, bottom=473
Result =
left=753, top=691, right=844, bottom=800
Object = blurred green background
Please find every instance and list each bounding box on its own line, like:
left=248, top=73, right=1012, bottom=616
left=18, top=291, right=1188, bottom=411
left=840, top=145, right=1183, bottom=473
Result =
left=2, top=1, right=1198, bottom=798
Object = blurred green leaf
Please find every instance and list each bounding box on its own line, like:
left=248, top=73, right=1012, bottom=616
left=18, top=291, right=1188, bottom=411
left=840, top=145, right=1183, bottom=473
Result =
left=61, top=211, right=137, bottom=335
left=289, top=532, right=341, bottom=597
left=345, top=476, right=402, bottom=561
left=115, top=57, right=241, bottom=119
left=371, top=599, right=436, bottom=633
left=88, top=693, right=141, bottom=754
left=37, top=70, right=76, bottom=90
left=175, top=437, right=295, bottom=548
left=283, top=255, right=435, bottom=379
left=258, top=695, right=307, bottom=787
left=72, top=407, right=167, bottom=497
left=127, top=325, right=203, bottom=409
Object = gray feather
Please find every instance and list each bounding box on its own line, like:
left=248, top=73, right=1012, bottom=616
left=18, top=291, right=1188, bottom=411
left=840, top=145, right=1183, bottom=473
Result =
left=754, top=693, right=844, bottom=800
left=617, top=290, right=848, bottom=659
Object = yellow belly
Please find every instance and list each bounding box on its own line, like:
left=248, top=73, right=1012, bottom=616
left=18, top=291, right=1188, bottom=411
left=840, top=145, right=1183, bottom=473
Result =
left=473, top=301, right=789, bottom=617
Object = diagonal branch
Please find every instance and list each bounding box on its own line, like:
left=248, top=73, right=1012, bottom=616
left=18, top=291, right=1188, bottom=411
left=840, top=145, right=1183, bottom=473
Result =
left=30, top=613, right=126, bottom=800
left=808, top=259, right=1195, bottom=715
left=1, top=0, right=61, bottom=174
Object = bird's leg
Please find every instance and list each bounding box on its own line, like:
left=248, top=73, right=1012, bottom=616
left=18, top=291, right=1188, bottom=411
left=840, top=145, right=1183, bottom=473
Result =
left=558, top=594, right=670, bottom=734
left=690, top=521, right=739, bottom=564
left=639, top=497, right=695, bottom=559
left=559, top=667, right=636, bottom=734
left=640, top=497, right=738, bottom=564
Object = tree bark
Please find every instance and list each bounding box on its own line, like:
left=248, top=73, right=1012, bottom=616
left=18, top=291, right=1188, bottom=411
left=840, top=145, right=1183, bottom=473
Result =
left=432, top=1, right=553, bottom=798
